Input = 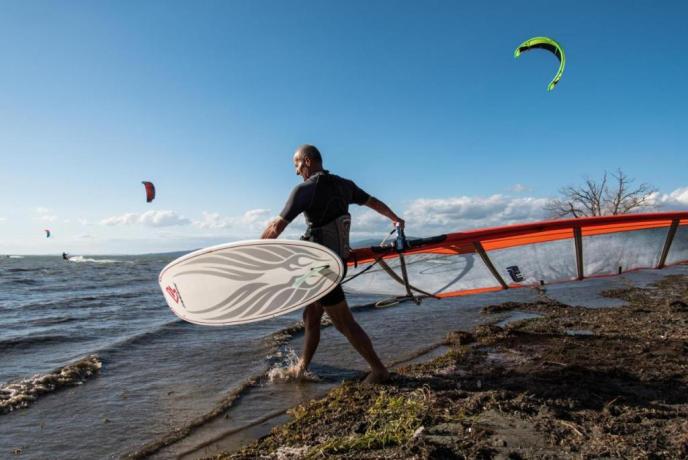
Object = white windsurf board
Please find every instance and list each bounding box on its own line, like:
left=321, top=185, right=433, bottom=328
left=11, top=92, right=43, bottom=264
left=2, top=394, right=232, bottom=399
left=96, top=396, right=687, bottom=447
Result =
left=158, top=239, right=344, bottom=326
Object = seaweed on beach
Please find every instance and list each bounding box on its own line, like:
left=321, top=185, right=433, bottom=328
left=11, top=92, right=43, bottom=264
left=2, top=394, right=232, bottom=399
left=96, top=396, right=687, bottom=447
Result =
left=211, top=274, right=688, bottom=459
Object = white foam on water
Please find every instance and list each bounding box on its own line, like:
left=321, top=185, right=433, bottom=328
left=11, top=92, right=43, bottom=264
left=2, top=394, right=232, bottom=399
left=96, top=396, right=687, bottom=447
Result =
left=68, top=256, right=120, bottom=264
left=266, top=347, right=321, bottom=383
left=0, top=355, right=102, bottom=414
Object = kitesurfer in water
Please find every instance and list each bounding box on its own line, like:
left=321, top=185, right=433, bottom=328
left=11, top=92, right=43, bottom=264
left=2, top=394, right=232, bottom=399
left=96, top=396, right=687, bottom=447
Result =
left=62, top=252, right=69, bottom=261
left=261, top=144, right=405, bottom=384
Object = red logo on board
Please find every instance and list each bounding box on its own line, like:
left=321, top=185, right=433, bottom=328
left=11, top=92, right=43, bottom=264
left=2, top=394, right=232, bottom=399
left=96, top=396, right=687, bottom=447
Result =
left=166, top=286, right=180, bottom=304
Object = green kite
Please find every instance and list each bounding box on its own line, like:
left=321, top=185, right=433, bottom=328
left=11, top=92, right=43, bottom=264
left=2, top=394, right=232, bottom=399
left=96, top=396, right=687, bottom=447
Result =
left=514, top=36, right=566, bottom=91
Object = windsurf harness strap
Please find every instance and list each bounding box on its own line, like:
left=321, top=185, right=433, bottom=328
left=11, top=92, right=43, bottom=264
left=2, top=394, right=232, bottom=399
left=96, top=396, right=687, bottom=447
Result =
left=303, top=213, right=352, bottom=260
left=292, top=264, right=331, bottom=289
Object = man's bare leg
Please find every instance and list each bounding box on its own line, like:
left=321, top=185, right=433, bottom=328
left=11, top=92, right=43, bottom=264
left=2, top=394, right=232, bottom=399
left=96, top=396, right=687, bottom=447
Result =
left=293, top=302, right=324, bottom=379
left=324, top=299, right=389, bottom=383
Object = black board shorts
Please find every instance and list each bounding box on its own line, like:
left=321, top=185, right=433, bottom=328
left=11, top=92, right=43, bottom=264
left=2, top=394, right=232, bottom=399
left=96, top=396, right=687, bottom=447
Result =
left=319, top=261, right=348, bottom=307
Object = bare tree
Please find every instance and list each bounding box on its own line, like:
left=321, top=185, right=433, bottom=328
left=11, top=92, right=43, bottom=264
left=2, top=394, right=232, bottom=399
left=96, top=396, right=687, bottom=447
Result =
left=545, top=170, right=657, bottom=218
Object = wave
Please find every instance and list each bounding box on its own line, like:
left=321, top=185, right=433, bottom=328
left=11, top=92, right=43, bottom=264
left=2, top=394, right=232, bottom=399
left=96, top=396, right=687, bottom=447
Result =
left=0, top=333, right=91, bottom=352
left=5, top=278, right=40, bottom=286
left=27, top=316, right=77, bottom=326
left=82, top=319, right=186, bottom=358
left=0, top=355, right=101, bottom=415
left=18, top=289, right=153, bottom=311
left=90, top=315, right=303, bottom=374
left=114, top=320, right=184, bottom=346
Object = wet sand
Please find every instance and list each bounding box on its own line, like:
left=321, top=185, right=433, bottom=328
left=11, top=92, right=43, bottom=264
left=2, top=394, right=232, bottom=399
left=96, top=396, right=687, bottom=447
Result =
left=210, top=273, right=688, bottom=459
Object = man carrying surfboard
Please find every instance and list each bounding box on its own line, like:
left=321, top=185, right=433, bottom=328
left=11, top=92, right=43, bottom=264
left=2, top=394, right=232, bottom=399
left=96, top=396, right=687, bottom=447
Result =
left=261, top=144, right=405, bottom=384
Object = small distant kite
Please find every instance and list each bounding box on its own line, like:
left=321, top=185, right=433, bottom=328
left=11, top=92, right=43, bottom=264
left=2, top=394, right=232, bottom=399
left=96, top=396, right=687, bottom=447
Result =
left=142, top=181, right=156, bottom=203
left=44, top=229, right=51, bottom=238
left=514, top=36, right=566, bottom=91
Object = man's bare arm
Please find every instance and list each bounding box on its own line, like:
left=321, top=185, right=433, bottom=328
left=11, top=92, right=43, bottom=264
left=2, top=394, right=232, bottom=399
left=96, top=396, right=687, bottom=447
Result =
left=261, top=217, right=289, bottom=239
left=364, top=196, right=405, bottom=228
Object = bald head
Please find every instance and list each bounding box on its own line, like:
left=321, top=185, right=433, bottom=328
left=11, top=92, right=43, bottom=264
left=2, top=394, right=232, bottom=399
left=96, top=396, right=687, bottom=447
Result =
left=293, top=144, right=323, bottom=180
left=295, top=144, right=322, bottom=164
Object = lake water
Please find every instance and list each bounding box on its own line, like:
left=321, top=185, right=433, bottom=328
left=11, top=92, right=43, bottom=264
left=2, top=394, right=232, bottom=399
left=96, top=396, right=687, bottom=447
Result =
left=2, top=253, right=685, bottom=459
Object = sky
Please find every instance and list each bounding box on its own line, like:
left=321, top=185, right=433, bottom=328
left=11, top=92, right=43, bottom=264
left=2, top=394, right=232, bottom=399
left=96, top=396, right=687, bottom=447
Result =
left=1, top=0, right=687, bottom=254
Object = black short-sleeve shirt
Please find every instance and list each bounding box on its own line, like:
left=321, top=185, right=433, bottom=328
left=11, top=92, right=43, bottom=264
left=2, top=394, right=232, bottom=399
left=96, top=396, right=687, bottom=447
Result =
left=279, top=171, right=370, bottom=227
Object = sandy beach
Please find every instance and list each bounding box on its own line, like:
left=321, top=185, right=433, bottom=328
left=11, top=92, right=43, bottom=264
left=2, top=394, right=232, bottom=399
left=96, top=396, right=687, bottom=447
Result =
left=209, top=273, right=688, bottom=459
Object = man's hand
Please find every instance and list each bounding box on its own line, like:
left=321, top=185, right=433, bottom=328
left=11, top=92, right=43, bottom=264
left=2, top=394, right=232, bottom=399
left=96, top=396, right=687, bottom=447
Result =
left=260, top=217, right=288, bottom=239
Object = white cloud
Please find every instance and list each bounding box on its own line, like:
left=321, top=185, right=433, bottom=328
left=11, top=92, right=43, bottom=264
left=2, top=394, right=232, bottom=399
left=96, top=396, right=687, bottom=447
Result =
left=14, top=185, right=683, bottom=255
left=192, top=209, right=272, bottom=232
left=343, top=194, right=552, bottom=238
left=0, top=217, right=6, bottom=222
left=650, top=187, right=688, bottom=209
left=193, top=211, right=232, bottom=230
left=140, top=210, right=191, bottom=227
left=393, top=186, right=687, bottom=237
left=351, top=209, right=392, bottom=233
left=101, top=213, right=139, bottom=226
left=101, top=210, right=191, bottom=227
left=403, top=194, right=549, bottom=234
left=239, top=209, right=271, bottom=226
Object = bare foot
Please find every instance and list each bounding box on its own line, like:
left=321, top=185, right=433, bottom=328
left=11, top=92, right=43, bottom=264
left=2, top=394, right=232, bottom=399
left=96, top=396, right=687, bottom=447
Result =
left=287, top=361, right=306, bottom=380
left=285, top=361, right=321, bottom=383
left=363, top=369, right=390, bottom=384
